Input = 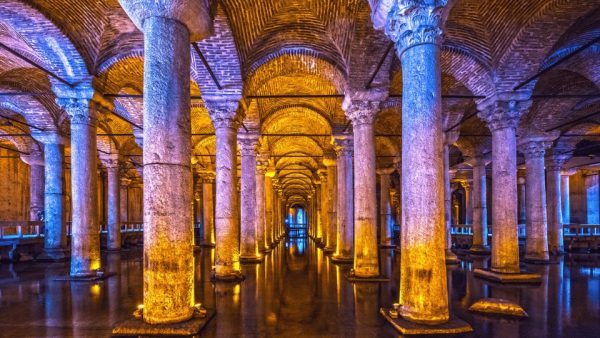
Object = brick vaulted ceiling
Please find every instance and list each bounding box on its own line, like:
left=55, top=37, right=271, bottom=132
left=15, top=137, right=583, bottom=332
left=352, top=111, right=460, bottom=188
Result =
left=0, top=0, right=600, bottom=199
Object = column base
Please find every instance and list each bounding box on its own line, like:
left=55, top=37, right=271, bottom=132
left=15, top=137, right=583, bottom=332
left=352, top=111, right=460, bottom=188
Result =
left=380, top=308, right=473, bottom=335
left=211, top=271, right=245, bottom=283
left=330, top=255, right=353, bottom=264
left=473, top=268, right=542, bottom=284
left=55, top=270, right=115, bottom=282
left=468, top=245, right=491, bottom=255
left=112, top=308, right=215, bottom=336
left=323, top=246, right=335, bottom=254
left=468, top=298, right=528, bottom=318
left=262, top=246, right=273, bottom=254
left=239, top=254, right=263, bottom=264
left=36, top=249, right=69, bottom=262
left=345, top=271, right=390, bottom=283
left=445, top=250, right=460, bottom=265
left=523, top=254, right=554, bottom=265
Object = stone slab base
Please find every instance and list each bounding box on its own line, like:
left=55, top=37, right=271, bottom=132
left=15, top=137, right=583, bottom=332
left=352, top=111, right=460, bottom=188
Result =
left=112, top=309, right=215, bottom=336
left=330, top=255, right=353, bottom=264
left=345, top=273, right=390, bottom=283
left=468, top=246, right=491, bottom=255
left=211, top=273, right=245, bottom=283
left=469, top=298, right=528, bottom=318
left=445, top=257, right=461, bottom=265
left=54, top=272, right=116, bottom=282
left=322, top=247, right=335, bottom=254
left=473, top=268, right=542, bottom=284
left=380, top=308, right=473, bottom=335
left=36, top=250, right=69, bottom=262
left=239, top=255, right=263, bottom=264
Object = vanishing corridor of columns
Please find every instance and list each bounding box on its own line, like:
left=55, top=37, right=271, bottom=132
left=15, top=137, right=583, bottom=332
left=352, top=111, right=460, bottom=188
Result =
left=2, top=0, right=600, bottom=336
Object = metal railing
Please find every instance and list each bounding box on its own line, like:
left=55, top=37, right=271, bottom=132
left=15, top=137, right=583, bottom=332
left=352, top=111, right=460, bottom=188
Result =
left=0, top=221, right=44, bottom=240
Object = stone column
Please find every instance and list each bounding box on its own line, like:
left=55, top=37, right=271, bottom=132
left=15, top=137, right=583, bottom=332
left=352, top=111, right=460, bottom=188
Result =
left=256, top=160, right=267, bottom=253
left=265, top=168, right=275, bottom=249
left=383, top=0, right=453, bottom=323
left=32, top=133, right=67, bottom=261
left=333, top=135, right=354, bottom=261
left=201, top=172, right=215, bottom=246
left=343, top=93, right=384, bottom=278
left=518, top=171, right=527, bottom=224
left=239, top=134, right=261, bottom=262
left=21, top=149, right=45, bottom=221
left=377, top=167, right=395, bottom=248
left=561, top=172, right=571, bottom=224
left=478, top=92, right=532, bottom=275
left=117, top=0, right=213, bottom=323
left=206, top=99, right=242, bottom=280
left=272, top=179, right=281, bottom=243
left=58, top=96, right=104, bottom=278
left=470, top=158, right=489, bottom=253
left=101, top=155, right=121, bottom=251
left=120, top=178, right=130, bottom=224
left=584, top=171, right=599, bottom=224
left=461, top=181, right=473, bottom=225
left=546, top=156, right=568, bottom=255
left=520, top=139, right=553, bottom=262
left=443, top=132, right=459, bottom=263
left=318, top=170, right=328, bottom=246
left=323, top=152, right=337, bottom=253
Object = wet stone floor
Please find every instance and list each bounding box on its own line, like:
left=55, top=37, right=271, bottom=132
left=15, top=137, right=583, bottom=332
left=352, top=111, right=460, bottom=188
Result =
left=0, top=239, right=599, bottom=337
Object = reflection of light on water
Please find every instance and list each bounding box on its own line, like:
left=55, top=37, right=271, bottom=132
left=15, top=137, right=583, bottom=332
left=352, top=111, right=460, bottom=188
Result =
left=297, top=239, right=305, bottom=254
left=233, top=284, right=241, bottom=305
left=90, top=284, right=101, bottom=298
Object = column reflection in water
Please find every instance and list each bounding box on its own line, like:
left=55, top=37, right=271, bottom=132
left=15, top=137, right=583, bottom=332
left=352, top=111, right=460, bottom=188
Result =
left=106, top=252, right=122, bottom=327
left=353, top=283, right=380, bottom=338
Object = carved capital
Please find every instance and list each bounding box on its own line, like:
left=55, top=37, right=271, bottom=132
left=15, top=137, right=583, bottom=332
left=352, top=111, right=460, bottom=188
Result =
left=477, top=92, right=532, bottom=131
left=546, top=153, right=570, bottom=172
left=57, top=98, right=101, bottom=126
left=343, top=101, right=380, bottom=126
left=237, top=134, right=260, bottom=156
left=206, top=100, right=240, bottom=130
left=198, top=171, right=216, bottom=183
left=385, top=0, right=450, bottom=56
left=520, top=141, right=552, bottom=159
left=333, top=134, right=353, bottom=158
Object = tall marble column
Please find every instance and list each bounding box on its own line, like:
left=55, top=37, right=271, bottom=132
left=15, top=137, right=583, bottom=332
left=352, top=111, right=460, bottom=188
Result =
left=120, top=178, right=130, bottom=224
left=101, top=155, right=121, bottom=251
left=265, top=168, right=275, bottom=249
left=58, top=95, right=104, bottom=278
left=383, top=0, right=453, bottom=323
left=272, top=179, right=281, bottom=243
left=239, top=134, right=261, bottom=262
left=323, top=152, right=337, bottom=253
left=206, top=99, right=243, bottom=280
left=21, top=149, right=45, bottom=221
left=377, top=167, right=395, bottom=248
left=256, top=159, right=267, bottom=253
left=477, top=92, right=532, bottom=275
left=546, top=156, right=568, bottom=254
left=461, top=181, right=473, bottom=225
left=317, top=170, right=328, bottom=246
left=561, top=172, right=571, bottom=224
left=32, top=132, right=67, bottom=261
left=518, top=171, right=527, bottom=224
left=333, top=135, right=354, bottom=261
left=584, top=171, right=599, bottom=224
left=444, top=132, right=459, bottom=263
left=470, top=158, right=489, bottom=253
left=520, top=139, right=553, bottom=262
left=343, top=92, right=384, bottom=278
left=200, top=172, right=215, bottom=246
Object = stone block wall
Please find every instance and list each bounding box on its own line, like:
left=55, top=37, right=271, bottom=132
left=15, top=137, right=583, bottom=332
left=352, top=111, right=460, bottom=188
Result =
left=0, top=148, right=29, bottom=221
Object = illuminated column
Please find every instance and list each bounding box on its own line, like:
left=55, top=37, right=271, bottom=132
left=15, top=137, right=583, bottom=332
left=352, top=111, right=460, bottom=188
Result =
left=443, top=132, right=459, bottom=263
left=323, top=152, right=337, bottom=253
left=546, top=156, right=568, bottom=255
left=561, top=172, right=571, bottom=224
left=520, top=138, right=553, bottom=262
left=377, top=167, right=395, bottom=247
left=58, top=94, right=105, bottom=278
left=20, top=149, right=45, bottom=221
left=333, top=135, right=354, bottom=261
left=518, top=171, right=527, bottom=224
left=478, top=92, right=532, bottom=274
left=318, top=170, right=328, bottom=246
left=461, top=181, right=473, bottom=225
left=120, top=178, right=130, bottom=224
left=256, top=159, right=267, bottom=253
left=265, top=168, right=275, bottom=249
left=239, top=134, right=261, bottom=262
left=384, top=0, right=452, bottom=322
left=101, top=154, right=121, bottom=251
left=32, top=132, right=67, bottom=260
left=206, top=99, right=242, bottom=280
left=272, top=179, right=281, bottom=242
left=200, top=172, right=215, bottom=246
left=343, top=93, right=384, bottom=278
left=470, top=158, right=489, bottom=253
left=584, top=171, right=600, bottom=224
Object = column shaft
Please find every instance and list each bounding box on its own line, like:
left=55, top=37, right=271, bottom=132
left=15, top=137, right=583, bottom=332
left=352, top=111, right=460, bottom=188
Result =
left=585, top=173, right=599, bottom=224
left=546, top=164, right=563, bottom=254
left=471, top=161, right=488, bottom=250
left=43, top=142, right=66, bottom=256
left=335, top=138, right=353, bottom=259
left=325, top=161, right=337, bottom=251
left=265, top=175, right=274, bottom=248
left=561, top=175, right=570, bottom=224
left=29, top=163, right=45, bottom=221
left=378, top=170, right=393, bottom=246
left=106, top=166, right=121, bottom=250
left=523, top=146, right=549, bottom=262
left=202, top=178, right=215, bottom=246
left=239, top=137, right=260, bottom=261
left=256, top=167, right=266, bottom=252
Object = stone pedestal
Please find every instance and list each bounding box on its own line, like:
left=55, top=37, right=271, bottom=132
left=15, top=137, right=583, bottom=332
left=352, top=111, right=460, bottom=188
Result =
left=343, top=93, right=384, bottom=279
left=207, top=99, right=243, bottom=281
left=32, top=133, right=67, bottom=261
left=333, top=135, right=354, bottom=262
left=238, top=134, right=262, bottom=263
left=478, top=91, right=532, bottom=277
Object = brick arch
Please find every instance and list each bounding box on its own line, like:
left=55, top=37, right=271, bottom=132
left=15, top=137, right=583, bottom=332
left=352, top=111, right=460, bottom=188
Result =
left=0, top=123, right=34, bottom=154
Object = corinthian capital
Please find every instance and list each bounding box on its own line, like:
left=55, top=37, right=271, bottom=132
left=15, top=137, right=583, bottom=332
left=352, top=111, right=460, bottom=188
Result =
left=343, top=90, right=387, bottom=126
left=237, top=134, right=260, bottom=156
left=477, top=92, right=532, bottom=132
left=205, top=97, right=242, bottom=130
left=384, top=0, right=452, bottom=56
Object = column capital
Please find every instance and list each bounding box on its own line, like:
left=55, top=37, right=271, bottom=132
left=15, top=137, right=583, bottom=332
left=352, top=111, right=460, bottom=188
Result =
left=342, top=89, right=387, bottom=126
left=237, top=134, right=260, bottom=156
left=519, top=140, right=553, bottom=159
left=205, top=97, right=242, bottom=130
left=99, top=153, right=120, bottom=169
left=477, top=92, right=532, bottom=131
left=322, top=151, right=337, bottom=167
left=376, top=167, right=396, bottom=176
left=333, top=134, right=353, bottom=157
left=383, top=0, right=452, bottom=56
left=198, top=171, right=216, bottom=183
left=561, top=169, right=577, bottom=176
left=120, top=177, right=132, bottom=187
left=545, top=154, right=570, bottom=171
left=117, top=0, right=213, bottom=41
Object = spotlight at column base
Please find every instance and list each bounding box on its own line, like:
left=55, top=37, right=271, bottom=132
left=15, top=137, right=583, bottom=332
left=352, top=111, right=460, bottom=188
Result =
left=239, top=254, right=263, bottom=264
left=36, top=248, right=68, bottom=262
left=112, top=308, right=215, bottom=336
left=380, top=308, right=473, bottom=335
left=473, top=268, right=542, bottom=284
left=468, top=245, right=491, bottom=255
left=330, top=254, right=353, bottom=264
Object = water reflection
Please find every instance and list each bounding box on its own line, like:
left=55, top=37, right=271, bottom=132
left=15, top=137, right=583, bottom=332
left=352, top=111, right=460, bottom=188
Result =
left=0, top=243, right=599, bottom=337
